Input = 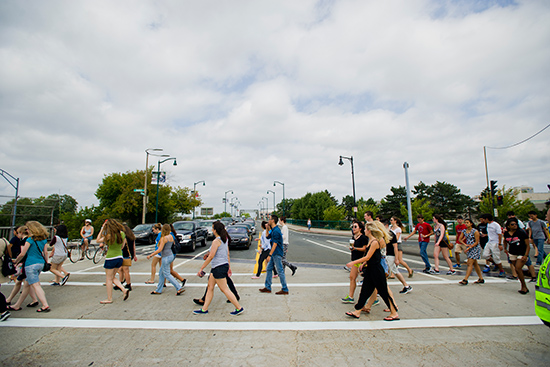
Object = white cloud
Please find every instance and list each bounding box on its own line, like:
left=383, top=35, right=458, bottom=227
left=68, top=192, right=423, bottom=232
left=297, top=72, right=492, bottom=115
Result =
left=1, top=0, right=549, bottom=216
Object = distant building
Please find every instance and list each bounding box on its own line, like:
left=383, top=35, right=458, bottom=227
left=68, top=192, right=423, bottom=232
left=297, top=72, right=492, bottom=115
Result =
left=514, top=186, right=550, bottom=210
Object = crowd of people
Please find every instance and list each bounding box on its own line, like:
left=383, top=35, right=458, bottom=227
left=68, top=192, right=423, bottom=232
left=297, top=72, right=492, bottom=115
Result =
left=1, top=208, right=548, bottom=323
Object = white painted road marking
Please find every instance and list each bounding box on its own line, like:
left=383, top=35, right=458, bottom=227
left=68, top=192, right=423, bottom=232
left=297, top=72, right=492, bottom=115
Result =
left=0, top=316, right=541, bottom=331
left=305, top=239, right=350, bottom=255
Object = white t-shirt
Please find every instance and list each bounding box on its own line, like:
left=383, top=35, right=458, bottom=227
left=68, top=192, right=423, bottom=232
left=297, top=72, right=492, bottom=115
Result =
left=487, top=221, right=502, bottom=244
left=260, top=230, right=271, bottom=251
left=390, top=226, right=402, bottom=243
left=281, top=224, right=289, bottom=245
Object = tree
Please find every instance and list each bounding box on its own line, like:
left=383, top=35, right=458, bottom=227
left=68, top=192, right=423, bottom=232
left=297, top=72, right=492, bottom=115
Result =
left=323, top=205, right=346, bottom=221
left=356, top=197, right=379, bottom=220
left=413, top=181, right=430, bottom=200
left=341, top=195, right=356, bottom=220
left=478, top=186, right=537, bottom=223
left=379, top=186, right=407, bottom=219
left=0, top=194, right=77, bottom=227
left=426, top=181, right=474, bottom=218
left=400, top=198, right=433, bottom=223
left=275, top=198, right=295, bottom=218
left=291, top=191, right=338, bottom=220
left=212, top=212, right=231, bottom=219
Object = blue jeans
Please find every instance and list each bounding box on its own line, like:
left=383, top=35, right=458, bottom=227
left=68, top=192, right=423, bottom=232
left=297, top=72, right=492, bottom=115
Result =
left=155, top=253, right=181, bottom=293
left=265, top=254, right=288, bottom=292
left=418, top=241, right=431, bottom=269
left=534, top=238, right=547, bottom=265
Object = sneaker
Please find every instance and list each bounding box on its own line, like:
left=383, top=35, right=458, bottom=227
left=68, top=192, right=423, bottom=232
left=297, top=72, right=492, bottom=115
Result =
left=497, top=271, right=506, bottom=278
left=429, top=269, right=440, bottom=274
left=0, top=311, right=10, bottom=322
left=124, top=284, right=132, bottom=291
left=193, top=298, right=205, bottom=306
left=344, top=266, right=351, bottom=272
left=530, top=277, right=537, bottom=283
left=482, top=266, right=491, bottom=273
left=422, top=268, right=431, bottom=274
left=446, top=270, right=456, bottom=275
left=193, top=309, right=208, bottom=315
left=341, top=296, right=355, bottom=303
left=230, top=307, right=245, bottom=316
left=453, top=264, right=461, bottom=268
left=251, top=275, right=260, bottom=279
left=372, top=299, right=381, bottom=307
left=399, top=286, right=413, bottom=294
left=291, top=266, right=297, bottom=276
left=61, top=274, right=70, bottom=286
left=50, top=282, right=60, bottom=286
left=492, top=265, right=499, bottom=271
left=506, top=275, right=518, bottom=280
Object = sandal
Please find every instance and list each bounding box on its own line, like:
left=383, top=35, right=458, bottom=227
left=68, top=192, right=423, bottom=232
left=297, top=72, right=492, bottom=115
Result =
left=36, top=306, right=50, bottom=313
left=145, top=280, right=155, bottom=284
left=459, top=279, right=468, bottom=285
left=176, top=288, right=185, bottom=296
left=150, top=291, right=162, bottom=295
left=383, top=316, right=400, bottom=321
left=123, top=289, right=130, bottom=301
left=474, top=279, right=485, bottom=284
left=27, top=301, right=39, bottom=308
left=99, top=300, right=113, bottom=304
left=345, top=312, right=360, bottom=319
left=7, top=306, right=22, bottom=311
left=361, top=308, right=371, bottom=314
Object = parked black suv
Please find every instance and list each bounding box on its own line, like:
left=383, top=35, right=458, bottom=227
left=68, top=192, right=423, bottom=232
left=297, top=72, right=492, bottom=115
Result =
left=172, top=221, right=208, bottom=252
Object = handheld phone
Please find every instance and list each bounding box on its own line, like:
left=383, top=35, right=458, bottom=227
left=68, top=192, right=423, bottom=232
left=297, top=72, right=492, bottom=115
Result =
left=199, top=270, right=206, bottom=277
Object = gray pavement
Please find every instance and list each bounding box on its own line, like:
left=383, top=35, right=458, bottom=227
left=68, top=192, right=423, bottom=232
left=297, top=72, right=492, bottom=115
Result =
left=1, top=241, right=549, bottom=366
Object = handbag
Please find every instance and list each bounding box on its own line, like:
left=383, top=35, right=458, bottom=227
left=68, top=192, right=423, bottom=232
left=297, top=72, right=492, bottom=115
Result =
left=2, top=253, right=16, bottom=276
left=31, top=238, right=51, bottom=272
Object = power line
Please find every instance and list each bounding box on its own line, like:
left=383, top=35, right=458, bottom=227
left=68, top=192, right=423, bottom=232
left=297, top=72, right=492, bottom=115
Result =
left=486, top=123, right=550, bottom=150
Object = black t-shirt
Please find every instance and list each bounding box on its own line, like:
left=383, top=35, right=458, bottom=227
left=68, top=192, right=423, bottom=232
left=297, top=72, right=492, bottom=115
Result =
left=386, top=231, right=397, bottom=257
left=478, top=223, right=488, bottom=246
left=9, top=236, right=21, bottom=258
left=351, top=235, right=368, bottom=261
left=503, top=229, right=529, bottom=256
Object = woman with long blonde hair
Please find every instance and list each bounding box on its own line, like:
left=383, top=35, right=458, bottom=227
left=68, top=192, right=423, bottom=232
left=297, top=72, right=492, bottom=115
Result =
left=9, top=221, right=51, bottom=313
left=96, top=219, right=129, bottom=304
left=147, top=224, right=184, bottom=295
left=345, top=222, right=399, bottom=321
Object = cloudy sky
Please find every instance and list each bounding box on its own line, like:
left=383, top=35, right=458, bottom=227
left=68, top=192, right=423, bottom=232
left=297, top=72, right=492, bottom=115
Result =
left=1, top=0, right=549, bottom=216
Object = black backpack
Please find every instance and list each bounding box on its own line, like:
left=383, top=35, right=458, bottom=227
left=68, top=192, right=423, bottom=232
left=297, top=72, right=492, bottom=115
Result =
left=171, top=233, right=182, bottom=254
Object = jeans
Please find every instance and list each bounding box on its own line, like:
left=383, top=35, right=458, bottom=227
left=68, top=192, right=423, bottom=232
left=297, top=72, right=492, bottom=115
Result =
left=534, top=238, right=547, bottom=265
left=418, top=242, right=431, bottom=269
left=265, top=254, right=288, bottom=292
left=155, top=254, right=181, bottom=293
left=256, top=249, right=277, bottom=276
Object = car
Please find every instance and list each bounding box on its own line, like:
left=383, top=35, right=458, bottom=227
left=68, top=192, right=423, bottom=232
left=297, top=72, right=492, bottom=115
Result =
left=226, top=226, right=251, bottom=249
left=172, top=221, right=208, bottom=252
left=232, top=223, right=253, bottom=237
left=219, top=217, right=233, bottom=227
left=132, top=223, right=157, bottom=245
left=244, top=219, right=256, bottom=234
left=197, top=219, right=215, bottom=240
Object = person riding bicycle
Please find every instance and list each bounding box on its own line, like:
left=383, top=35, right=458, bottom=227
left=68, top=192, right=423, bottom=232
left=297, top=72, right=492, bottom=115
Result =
left=80, top=219, right=94, bottom=260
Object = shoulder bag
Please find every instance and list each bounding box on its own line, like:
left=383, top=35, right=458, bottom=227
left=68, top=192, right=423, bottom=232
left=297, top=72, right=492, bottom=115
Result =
left=32, top=238, right=51, bottom=272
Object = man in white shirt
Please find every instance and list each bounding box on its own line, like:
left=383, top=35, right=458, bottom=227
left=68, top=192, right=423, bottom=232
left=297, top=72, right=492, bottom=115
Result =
left=279, top=217, right=297, bottom=276
left=481, top=214, right=505, bottom=277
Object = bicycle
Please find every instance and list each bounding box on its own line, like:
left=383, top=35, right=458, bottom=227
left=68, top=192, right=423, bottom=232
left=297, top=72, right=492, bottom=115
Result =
left=93, top=245, right=107, bottom=264
left=68, top=241, right=82, bottom=263
left=85, top=242, right=97, bottom=260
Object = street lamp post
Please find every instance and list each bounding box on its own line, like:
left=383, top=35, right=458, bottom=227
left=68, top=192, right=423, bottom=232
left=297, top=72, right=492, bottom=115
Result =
left=192, top=180, right=205, bottom=219
left=339, top=155, right=357, bottom=219
left=224, top=190, right=233, bottom=213
left=143, top=148, right=168, bottom=224
left=155, top=157, right=177, bottom=223
left=273, top=181, right=285, bottom=217
left=262, top=196, right=269, bottom=215
left=0, top=169, right=19, bottom=227
left=267, top=190, right=275, bottom=213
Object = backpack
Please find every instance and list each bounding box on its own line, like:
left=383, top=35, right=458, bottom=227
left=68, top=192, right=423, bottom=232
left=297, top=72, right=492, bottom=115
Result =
left=171, top=233, right=182, bottom=254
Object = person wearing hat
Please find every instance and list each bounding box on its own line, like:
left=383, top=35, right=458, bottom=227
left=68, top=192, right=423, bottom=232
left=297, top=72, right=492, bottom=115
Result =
left=80, top=219, right=94, bottom=260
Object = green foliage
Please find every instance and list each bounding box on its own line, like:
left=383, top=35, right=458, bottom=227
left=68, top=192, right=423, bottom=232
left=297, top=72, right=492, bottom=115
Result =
left=290, top=191, right=338, bottom=220
left=212, top=212, right=232, bottom=219
left=60, top=206, right=102, bottom=240
left=241, top=212, right=251, bottom=218
left=95, top=168, right=200, bottom=226
left=400, top=197, right=433, bottom=221
left=341, top=195, right=356, bottom=220
left=425, top=181, right=474, bottom=218
left=379, top=186, right=407, bottom=219
left=0, top=194, right=78, bottom=227
left=356, top=197, right=379, bottom=220
left=478, top=186, right=537, bottom=222
left=274, top=198, right=295, bottom=218
left=323, top=205, right=346, bottom=221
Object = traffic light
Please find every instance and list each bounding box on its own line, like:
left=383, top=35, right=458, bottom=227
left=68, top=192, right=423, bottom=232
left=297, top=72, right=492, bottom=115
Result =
left=490, top=180, right=498, bottom=197
left=497, top=195, right=504, bottom=206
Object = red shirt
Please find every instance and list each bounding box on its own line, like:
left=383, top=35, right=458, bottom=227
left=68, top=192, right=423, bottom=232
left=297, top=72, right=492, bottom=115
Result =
left=455, top=224, right=467, bottom=243
left=415, top=222, right=432, bottom=242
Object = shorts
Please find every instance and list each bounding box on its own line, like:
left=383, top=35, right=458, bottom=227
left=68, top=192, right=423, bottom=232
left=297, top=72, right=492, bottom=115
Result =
left=211, top=263, right=229, bottom=279
left=25, top=263, right=44, bottom=285
left=51, top=255, right=67, bottom=264
left=482, top=243, right=502, bottom=264
left=81, top=236, right=92, bottom=244
left=386, top=255, right=398, bottom=274
left=508, top=254, right=527, bottom=261
left=454, top=243, right=468, bottom=254
left=397, top=243, right=403, bottom=252
left=466, top=245, right=481, bottom=260
left=122, top=257, right=132, bottom=267
left=104, top=258, right=123, bottom=269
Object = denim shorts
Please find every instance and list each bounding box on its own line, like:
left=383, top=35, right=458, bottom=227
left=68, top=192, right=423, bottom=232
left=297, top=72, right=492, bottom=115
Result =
left=25, top=263, right=44, bottom=285
left=104, top=258, right=123, bottom=269
left=211, top=263, right=229, bottom=279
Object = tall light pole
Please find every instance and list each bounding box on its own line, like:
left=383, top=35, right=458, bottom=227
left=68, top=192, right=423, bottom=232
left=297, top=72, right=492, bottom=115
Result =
left=192, top=180, right=205, bottom=219
left=155, top=157, right=177, bottom=223
left=262, top=196, right=269, bottom=215
left=267, top=190, right=275, bottom=213
left=403, top=162, right=414, bottom=233
left=273, top=181, right=285, bottom=217
left=224, top=190, right=233, bottom=213
left=143, top=148, right=168, bottom=224
left=1, top=169, right=19, bottom=227
left=339, top=155, right=357, bottom=218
